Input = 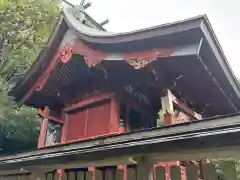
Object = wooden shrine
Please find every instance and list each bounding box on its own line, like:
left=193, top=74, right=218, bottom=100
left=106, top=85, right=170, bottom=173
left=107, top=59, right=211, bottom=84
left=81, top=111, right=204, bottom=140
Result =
left=8, top=3, right=240, bottom=180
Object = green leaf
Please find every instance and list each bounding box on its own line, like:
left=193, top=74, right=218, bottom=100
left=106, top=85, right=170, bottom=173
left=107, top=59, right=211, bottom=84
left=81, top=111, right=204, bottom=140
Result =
left=0, top=0, right=60, bottom=152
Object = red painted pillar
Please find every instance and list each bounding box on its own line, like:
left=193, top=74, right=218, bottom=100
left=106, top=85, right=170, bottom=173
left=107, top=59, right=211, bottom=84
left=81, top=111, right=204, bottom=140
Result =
left=61, top=114, right=68, bottom=143
left=37, top=107, right=49, bottom=148
left=57, top=113, right=68, bottom=180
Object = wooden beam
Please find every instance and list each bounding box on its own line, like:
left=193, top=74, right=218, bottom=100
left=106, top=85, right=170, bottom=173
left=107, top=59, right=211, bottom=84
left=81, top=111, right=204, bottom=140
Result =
left=37, top=110, right=64, bottom=124
left=170, top=93, right=202, bottom=120
left=64, top=93, right=114, bottom=112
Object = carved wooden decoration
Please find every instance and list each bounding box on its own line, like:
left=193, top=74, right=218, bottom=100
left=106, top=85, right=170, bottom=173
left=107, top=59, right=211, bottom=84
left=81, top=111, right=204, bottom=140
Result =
left=60, top=45, right=73, bottom=64
left=71, top=40, right=173, bottom=69
left=72, top=41, right=106, bottom=67
left=123, top=48, right=173, bottom=69
left=31, top=41, right=172, bottom=96
left=126, top=58, right=152, bottom=69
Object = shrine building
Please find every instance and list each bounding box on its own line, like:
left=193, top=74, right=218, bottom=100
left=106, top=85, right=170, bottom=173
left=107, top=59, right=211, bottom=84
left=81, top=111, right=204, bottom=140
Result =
left=9, top=4, right=240, bottom=180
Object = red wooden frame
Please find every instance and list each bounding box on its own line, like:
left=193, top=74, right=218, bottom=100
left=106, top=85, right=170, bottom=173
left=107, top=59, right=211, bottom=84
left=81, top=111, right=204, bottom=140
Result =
left=110, top=96, right=119, bottom=133
left=20, top=38, right=173, bottom=105
left=64, top=93, right=114, bottom=112
left=61, top=114, right=68, bottom=143
left=37, top=109, right=64, bottom=124
left=62, top=93, right=120, bottom=143
left=19, top=47, right=64, bottom=105
left=37, top=107, right=49, bottom=148
left=170, top=92, right=202, bottom=120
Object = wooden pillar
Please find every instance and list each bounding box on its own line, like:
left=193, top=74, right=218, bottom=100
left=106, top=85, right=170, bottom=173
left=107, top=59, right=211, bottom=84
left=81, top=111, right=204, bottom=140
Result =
left=110, top=97, right=120, bottom=133
left=57, top=113, right=68, bottom=180
left=186, top=164, right=198, bottom=180
left=61, top=114, right=68, bottom=143
left=37, top=106, right=49, bottom=148
left=161, top=89, right=174, bottom=125
left=161, top=90, right=188, bottom=180
left=202, top=163, right=217, bottom=180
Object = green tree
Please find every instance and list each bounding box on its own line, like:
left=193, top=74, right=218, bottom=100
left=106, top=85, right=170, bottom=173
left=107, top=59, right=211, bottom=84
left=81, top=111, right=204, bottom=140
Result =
left=213, top=158, right=240, bottom=180
left=0, top=0, right=60, bottom=152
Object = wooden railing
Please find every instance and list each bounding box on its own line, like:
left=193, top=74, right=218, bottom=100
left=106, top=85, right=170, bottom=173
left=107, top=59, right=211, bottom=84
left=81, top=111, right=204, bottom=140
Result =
left=1, top=113, right=240, bottom=179
left=0, top=161, right=238, bottom=180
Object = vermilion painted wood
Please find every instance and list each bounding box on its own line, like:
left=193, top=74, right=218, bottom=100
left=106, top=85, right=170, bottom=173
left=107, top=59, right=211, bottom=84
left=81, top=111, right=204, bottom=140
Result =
left=64, top=93, right=119, bottom=142
left=64, top=93, right=114, bottom=112
left=38, top=108, right=64, bottom=124
left=67, top=109, right=87, bottom=141
left=0, top=163, right=235, bottom=180
left=110, top=97, right=119, bottom=133
left=58, top=132, right=119, bottom=145
left=61, top=114, right=68, bottom=143
left=86, top=100, right=111, bottom=137
left=19, top=47, right=64, bottom=105
left=37, top=107, right=49, bottom=148
left=47, top=116, right=64, bottom=124
left=37, top=119, right=48, bottom=148
left=21, top=38, right=173, bottom=105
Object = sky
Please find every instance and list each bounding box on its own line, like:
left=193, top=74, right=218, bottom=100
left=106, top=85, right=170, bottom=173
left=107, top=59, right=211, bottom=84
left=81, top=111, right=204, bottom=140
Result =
left=70, top=0, right=240, bottom=77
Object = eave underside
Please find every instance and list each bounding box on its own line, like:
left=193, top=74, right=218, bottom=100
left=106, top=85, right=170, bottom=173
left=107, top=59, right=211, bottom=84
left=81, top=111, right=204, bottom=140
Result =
left=25, top=50, right=237, bottom=117
left=9, top=10, right=240, bottom=117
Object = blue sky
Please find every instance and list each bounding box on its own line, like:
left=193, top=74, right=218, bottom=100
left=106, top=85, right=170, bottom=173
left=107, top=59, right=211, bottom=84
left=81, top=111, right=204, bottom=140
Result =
left=70, top=0, right=240, bottom=77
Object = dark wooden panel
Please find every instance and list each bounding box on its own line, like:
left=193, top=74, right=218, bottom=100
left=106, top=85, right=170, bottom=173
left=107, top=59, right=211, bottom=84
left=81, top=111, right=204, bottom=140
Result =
left=77, top=171, right=84, bottom=180
left=202, top=163, right=217, bottom=180
left=170, top=166, right=181, bottom=180
left=186, top=164, right=198, bottom=180
left=127, top=167, right=136, bottom=180
left=115, top=169, right=124, bottom=180
left=155, top=166, right=165, bottom=180
left=95, top=170, right=103, bottom=180
left=86, top=171, right=93, bottom=180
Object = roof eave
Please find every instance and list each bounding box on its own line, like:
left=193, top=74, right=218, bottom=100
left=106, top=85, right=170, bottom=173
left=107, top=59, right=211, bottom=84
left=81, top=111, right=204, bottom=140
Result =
left=200, top=16, right=240, bottom=98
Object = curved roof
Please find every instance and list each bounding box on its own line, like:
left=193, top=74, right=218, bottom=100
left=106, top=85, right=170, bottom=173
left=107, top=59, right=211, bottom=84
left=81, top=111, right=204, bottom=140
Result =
left=9, top=6, right=240, bottom=116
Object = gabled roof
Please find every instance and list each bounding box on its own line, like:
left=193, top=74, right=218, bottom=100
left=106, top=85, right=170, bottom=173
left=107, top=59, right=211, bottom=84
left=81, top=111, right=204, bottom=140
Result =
left=9, top=7, right=240, bottom=116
